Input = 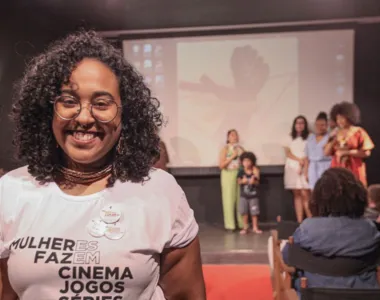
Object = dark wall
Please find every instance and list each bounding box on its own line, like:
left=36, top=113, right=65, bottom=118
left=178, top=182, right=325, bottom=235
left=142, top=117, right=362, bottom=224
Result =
left=177, top=174, right=295, bottom=226
left=354, top=24, right=380, bottom=183
left=4, top=1, right=380, bottom=31
left=1, top=2, right=380, bottom=225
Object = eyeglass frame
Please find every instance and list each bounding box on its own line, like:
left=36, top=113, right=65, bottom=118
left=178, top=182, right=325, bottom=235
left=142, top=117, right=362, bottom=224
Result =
left=50, top=95, right=124, bottom=124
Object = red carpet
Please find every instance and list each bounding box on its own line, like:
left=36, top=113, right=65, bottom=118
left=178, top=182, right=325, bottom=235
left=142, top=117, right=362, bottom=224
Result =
left=203, top=264, right=272, bottom=300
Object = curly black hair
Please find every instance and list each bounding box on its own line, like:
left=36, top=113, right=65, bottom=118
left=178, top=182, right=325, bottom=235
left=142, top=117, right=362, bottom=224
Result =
left=11, top=30, right=163, bottom=186
left=316, top=111, right=327, bottom=122
left=291, top=115, right=309, bottom=140
left=311, top=168, right=367, bottom=218
left=329, top=103, right=340, bottom=122
left=240, top=151, right=257, bottom=166
left=335, top=101, right=361, bottom=125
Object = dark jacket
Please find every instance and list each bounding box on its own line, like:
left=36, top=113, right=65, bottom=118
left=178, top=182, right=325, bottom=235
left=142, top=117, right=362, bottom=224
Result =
left=282, top=217, right=380, bottom=290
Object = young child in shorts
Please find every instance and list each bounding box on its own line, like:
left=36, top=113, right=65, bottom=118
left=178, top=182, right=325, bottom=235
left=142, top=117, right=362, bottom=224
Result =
left=237, top=151, right=262, bottom=235
left=364, top=184, right=380, bottom=223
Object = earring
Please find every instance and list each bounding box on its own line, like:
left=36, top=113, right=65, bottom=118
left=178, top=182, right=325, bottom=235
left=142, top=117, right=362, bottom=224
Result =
left=117, top=136, right=126, bottom=155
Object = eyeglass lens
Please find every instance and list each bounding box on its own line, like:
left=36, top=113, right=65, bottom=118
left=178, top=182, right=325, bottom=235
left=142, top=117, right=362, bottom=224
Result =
left=54, top=96, right=118, bottom=122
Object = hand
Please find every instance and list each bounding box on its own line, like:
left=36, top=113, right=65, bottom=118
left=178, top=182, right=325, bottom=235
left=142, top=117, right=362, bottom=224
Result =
left=231, top=148, right=239, bottom=159
left=336, top=149, right=349, bottom=163
left=328, top=128, right=338, bottom=143
left=298, top=158, right=305, bottom=167
left=249, top=176, right=255, bottom=184
left=252, top=167, right=259, bottom=178
left=304, top=172, right=309, bottom=183
left=329, top=128, right=338, bottom=138
left=298, top=166, right=304, bottom=175
left=230, top=45, right=270, bottom=98
left=242, top=176, right=248, bottom=184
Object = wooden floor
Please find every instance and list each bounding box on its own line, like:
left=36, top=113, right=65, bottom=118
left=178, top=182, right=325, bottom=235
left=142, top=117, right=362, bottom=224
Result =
left=199, top=224, right=270, bottom=264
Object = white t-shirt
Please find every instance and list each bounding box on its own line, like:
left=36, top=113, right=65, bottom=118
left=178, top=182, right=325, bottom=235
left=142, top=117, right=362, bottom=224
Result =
left=0, top=166, right=198, bottom=300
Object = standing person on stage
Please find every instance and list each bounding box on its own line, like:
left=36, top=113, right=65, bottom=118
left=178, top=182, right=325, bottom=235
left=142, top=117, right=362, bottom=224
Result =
left=153, top=139, right=170, bottom=171
left=0, top=31, right=205, bottom=300
left=219, top=129, right=244, bottom=231
left=324, top=102, right=374, bottom=186
left=237, top=151, right=262, bottom=235
left=283, top=116, right=311, bottom=223
left=304, top=112, right=331, bottom=190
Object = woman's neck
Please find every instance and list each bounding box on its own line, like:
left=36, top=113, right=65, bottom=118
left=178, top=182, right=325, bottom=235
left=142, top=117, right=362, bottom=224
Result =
left=340, top=124, right=352, bottom=131
left=60, top=153, right=112, bottom=173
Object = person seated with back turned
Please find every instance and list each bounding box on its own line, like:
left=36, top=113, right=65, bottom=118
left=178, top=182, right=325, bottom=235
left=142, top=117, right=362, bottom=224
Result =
left=282, top=168, right=380, bottom=291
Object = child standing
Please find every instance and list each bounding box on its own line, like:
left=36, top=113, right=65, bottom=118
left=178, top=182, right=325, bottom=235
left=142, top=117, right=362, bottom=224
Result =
left=237, top=151, right=262, bottom=235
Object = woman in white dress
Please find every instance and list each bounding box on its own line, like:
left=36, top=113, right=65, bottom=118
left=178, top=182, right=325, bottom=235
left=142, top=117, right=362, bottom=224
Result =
left=283, top=115, right=311, bottom=223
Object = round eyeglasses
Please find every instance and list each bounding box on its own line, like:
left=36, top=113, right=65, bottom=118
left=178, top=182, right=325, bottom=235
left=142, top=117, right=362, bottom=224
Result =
left=52, top=96, right=122, bottom=123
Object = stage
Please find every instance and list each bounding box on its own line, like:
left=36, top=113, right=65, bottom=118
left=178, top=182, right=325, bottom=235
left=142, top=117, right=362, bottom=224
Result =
left=198, top=224, right=270, bottom=265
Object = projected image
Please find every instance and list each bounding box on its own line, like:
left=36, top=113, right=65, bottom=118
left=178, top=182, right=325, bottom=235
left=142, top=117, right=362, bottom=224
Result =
left=177, top=37, right=298, bottom=166
left=123, top=30, right=354, bottom=167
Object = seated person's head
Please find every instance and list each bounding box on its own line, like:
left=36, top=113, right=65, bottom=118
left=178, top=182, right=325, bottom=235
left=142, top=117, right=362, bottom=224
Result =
left=368, top=184, right=380, bottom=211
left=366, top=184, right=380, bottom=222
left=311, top=168, right=367, bottom=218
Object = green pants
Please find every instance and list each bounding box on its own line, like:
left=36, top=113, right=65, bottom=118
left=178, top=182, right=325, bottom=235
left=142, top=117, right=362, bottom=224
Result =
left=221, top=169, right=243, bottom=230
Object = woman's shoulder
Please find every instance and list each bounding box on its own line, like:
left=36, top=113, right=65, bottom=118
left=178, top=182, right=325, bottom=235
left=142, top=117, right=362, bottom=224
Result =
left=126, top=168, right=183, bottom=200
left=221, top=144, right=229, bottom=151
left=0, top=166, right=40, bottom=214
left=147, top=168, right=176, bottom=186
left=350, top=126, right=366, bottom=135
left=1, top=165, right=37, bottom=188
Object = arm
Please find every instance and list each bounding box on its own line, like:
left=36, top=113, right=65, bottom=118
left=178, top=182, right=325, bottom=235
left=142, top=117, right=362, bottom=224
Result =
left=324, top=129, right=338, bottom=156
left=303, top=158, right=309, bottom=179
left=250, top=167, right=260, bottom=185
left=283, top=147, right=302, bottom=162
left=281, top=227, right=302, bottom=265
left=219, top=147, right=237, bottom=170
left=1, top=259, right=18, bottom=300
left=237, top=170, right=247, bottom=185
left=324, top=139, right=336, bottom=156
left=338, top=129, right=374, bottom=159
left=346, top=149, right=371, bottom=158
left=159, top=237, right=206, bottom=300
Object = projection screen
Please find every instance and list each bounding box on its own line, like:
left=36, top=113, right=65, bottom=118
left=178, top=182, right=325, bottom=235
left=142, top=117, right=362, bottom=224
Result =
left=123, top=29, right=354, bottom=167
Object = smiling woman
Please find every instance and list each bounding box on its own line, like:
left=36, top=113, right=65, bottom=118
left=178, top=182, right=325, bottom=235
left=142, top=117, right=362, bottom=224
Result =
left=0, top=31, right=205, bottom=300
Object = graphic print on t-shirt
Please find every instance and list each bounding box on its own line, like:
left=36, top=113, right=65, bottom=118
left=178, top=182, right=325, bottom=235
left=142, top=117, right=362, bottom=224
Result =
left=9, top=236, right=134, bottom=300
left=237, top=169, right=258, bottom=198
